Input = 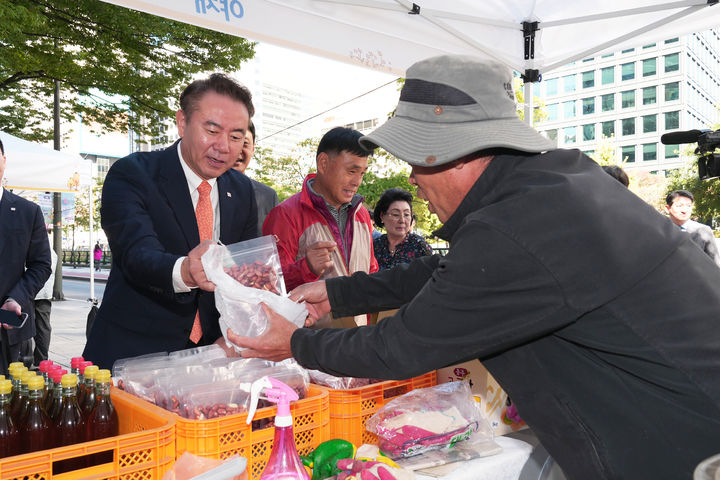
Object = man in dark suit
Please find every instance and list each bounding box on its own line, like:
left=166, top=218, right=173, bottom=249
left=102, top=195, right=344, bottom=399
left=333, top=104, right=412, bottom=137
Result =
left=0, top=137, right=52, bottom=371
left=233, top=122, right=279, bottom=236
left=82, top=73, right=258, bottom=369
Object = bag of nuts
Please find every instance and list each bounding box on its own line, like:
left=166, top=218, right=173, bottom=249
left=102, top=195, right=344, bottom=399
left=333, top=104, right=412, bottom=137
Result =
left=202, top=238, right=308, bottom=353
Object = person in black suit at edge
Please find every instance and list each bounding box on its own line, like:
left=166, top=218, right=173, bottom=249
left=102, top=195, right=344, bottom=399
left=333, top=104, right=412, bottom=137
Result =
left=82, top=73, right=258, bottom=369
left=0, top=137, right=52, bottom=373
left=232, top=121, right=279, bottom=236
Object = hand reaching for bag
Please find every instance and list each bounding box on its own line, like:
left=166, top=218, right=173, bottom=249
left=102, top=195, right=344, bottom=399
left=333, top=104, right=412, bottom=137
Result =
left=289, top=281, right=331, bottom=327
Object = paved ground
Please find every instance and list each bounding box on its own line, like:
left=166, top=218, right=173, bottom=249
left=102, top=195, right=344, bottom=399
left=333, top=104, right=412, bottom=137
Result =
left=43, top=266, right=107, bottom=370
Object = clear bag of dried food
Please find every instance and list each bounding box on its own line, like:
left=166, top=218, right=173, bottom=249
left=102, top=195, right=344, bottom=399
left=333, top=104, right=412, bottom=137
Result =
left=307, top=369, right=375, bottom=390
left=112, top=351, right=168, bottom=383
left=201, top=238, right=308, bottom=352
left=169, top=343, right=228, bottom=365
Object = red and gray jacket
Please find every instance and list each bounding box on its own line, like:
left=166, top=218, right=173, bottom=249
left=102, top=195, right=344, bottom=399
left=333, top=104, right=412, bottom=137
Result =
left=263, top=173, right=379, bottom=293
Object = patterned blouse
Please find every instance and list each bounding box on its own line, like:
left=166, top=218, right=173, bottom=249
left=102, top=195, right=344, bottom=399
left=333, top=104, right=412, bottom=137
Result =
left=373, top=232, right=433, bottom=270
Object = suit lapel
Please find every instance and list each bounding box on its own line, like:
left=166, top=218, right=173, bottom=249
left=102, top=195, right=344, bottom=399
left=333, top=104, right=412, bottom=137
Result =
left=217, top=174, right=233, bottom=243
left=158, top=146, right=200, bottom=249
left=0, top=189, right=18, bottom=260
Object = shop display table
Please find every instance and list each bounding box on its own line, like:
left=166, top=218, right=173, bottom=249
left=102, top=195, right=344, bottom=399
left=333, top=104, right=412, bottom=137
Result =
left=415, top=436, right=533, bottom=480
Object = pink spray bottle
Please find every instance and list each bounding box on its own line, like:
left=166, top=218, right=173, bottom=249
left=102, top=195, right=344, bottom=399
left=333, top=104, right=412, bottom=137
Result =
left=247, top=376, right=310, bottom=480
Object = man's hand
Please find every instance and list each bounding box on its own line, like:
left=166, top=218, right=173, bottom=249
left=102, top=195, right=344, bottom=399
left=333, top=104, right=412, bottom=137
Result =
left=213, top=337, right=240, bottom=357
left=289, top=281, right=331, bottom=327
left=1, top=299, right=22, bottom=329
left=227, top=303, right=297, bottom=362
left=305, top=241, right=336, bottom=277
left=181, top=239, right=216, bottom=291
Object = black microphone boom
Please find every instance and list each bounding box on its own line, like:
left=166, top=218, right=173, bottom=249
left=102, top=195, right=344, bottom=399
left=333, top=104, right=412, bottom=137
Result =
left=660, top=129, right=707, bottom=145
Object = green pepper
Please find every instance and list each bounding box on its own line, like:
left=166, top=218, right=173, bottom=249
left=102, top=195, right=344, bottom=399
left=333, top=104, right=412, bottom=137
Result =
left=301, top=439, right=356, bottom=480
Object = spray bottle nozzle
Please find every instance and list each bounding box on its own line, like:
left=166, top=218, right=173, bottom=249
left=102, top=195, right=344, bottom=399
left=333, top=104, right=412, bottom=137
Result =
left=247, top=376, right=299, bottom=425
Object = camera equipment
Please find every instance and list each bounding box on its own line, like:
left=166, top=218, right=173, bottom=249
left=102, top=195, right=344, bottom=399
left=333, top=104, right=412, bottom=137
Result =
left=661, top=129, right=720, bottom=181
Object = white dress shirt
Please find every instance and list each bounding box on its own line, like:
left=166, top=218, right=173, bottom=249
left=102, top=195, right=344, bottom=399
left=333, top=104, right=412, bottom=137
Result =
left=172, top=141, right=221, bottom=292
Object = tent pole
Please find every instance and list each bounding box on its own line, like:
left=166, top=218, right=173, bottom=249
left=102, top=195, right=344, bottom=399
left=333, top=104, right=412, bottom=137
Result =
left=89, top=182, right=95, bottom=303
left=524, top=81, right=533, bottom=126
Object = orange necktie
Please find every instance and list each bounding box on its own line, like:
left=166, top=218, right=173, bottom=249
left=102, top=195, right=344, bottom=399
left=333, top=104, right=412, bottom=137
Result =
left=190, top=181, right=213, bottom=343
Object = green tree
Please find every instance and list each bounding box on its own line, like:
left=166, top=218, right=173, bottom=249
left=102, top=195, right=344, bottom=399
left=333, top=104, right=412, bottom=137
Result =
left=0, top=0, right=255, bottom=142
left=589, top=134, right=618, bottom=166
left=71, top=179, right=102, bottom=231
left=253, top=138, right=317, bottom=201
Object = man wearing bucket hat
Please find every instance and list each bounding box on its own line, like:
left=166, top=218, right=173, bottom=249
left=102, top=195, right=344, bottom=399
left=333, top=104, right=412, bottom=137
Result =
left=231, top=55, right=720, bottom=479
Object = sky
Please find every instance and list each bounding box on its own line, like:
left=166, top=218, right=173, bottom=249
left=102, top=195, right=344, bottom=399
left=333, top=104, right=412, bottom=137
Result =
left=252, top=42, right=399, bottom=106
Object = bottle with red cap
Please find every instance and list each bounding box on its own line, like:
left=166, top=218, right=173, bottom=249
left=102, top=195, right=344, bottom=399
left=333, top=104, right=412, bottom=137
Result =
left=38, top=360, right=54, bottom=390
left=54, top=374, right=85, bottom=472
left=0, top=379, right=20, bottom=458
left=70, top=357, right=84, bottom=376
left=77, top=361, right=94, bottom=407
left=44, top=364, right=62, bottom=406
left=47, top=368, right=68, bottom=421
left=20, top=376, right=51, bottom=454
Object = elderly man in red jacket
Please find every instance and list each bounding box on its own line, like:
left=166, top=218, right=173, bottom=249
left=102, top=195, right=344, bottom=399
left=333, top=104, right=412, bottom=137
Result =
left=263, top=127, right=378, bottom=328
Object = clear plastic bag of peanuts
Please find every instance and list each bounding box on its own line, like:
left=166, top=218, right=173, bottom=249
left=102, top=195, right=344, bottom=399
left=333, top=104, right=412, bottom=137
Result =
left=201, top=237, right=308, bottom=352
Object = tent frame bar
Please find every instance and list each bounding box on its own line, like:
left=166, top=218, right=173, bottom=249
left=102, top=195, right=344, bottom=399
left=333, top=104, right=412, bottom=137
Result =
left=544, top=2, right=710, bottom=71
left=310, top=0, right=717, bottom=76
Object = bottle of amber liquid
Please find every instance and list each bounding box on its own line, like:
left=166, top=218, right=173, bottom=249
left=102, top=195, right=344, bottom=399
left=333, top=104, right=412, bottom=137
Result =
left=8, top=366, right=28, bottom=419
left=12, top=371, right=37, bottom=424
left=79, top=365, right=99, bottom=414
left=44, top=364, right=62, bottom=407
left=70, top=357, right=84, bottom=376
left=86, top=369, right=118, bottom=466
left=47, top=369, right=68, bottom=420
left=54, top=374, right=85, bottom=474
left=20, top=376, right=51, bottom=455
left=77, top=361, right=93, bottom=400
left=0, top=379, right=20, bottom=458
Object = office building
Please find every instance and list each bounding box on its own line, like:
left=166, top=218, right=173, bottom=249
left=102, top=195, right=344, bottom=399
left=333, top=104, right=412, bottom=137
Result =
left=535, top=28, right=720, bottom=174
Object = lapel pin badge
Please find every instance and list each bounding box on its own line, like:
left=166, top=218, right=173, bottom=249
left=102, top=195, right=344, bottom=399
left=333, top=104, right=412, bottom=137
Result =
left=10, top=207, right=16, bottom=211
left=227, top=192, right=232, bottom=198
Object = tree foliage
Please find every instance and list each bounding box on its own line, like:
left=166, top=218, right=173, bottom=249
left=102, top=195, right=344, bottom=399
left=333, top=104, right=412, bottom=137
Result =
left=0, top=0, right=255, bottom=142
left=70, top=178, right=102, bottom=230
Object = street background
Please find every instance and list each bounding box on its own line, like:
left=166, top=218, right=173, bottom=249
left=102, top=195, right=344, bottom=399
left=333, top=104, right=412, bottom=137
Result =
left=47, top=269, right=106, bottom=369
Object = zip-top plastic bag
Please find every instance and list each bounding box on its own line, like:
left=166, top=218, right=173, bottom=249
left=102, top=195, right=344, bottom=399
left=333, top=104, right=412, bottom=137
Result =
left=366, top=381, right=493, bottom=459
left=307, top=369, right=375, bottom=390
left=180, top=360, right=309, bottom=419
left=202, top=237, right=308, bottom=352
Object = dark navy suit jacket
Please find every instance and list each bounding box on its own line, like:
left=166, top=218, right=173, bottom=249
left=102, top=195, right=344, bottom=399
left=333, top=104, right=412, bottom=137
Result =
left=82, top=144, right=257, bottom=369
left=0, top=188, right=52, bottom=346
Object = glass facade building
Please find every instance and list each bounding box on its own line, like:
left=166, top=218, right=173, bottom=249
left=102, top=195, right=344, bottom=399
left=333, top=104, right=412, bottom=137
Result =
left=536, top=28, right=720, bottom=173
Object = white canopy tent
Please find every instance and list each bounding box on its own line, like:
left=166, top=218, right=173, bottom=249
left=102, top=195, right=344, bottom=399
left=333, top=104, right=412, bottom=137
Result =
left=0, top=131, right=99, bottom=299
left=0, top=131, right=91, bottom=193
left=99, top=0, right=720, bottom=120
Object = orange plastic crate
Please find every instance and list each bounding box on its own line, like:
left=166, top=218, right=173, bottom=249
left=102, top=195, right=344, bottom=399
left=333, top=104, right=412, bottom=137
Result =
left=320, top=371, right=437, bottom=446
left=138, top=384, right=329, bottom=480
left=0, top=387, right=175, bottom=480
